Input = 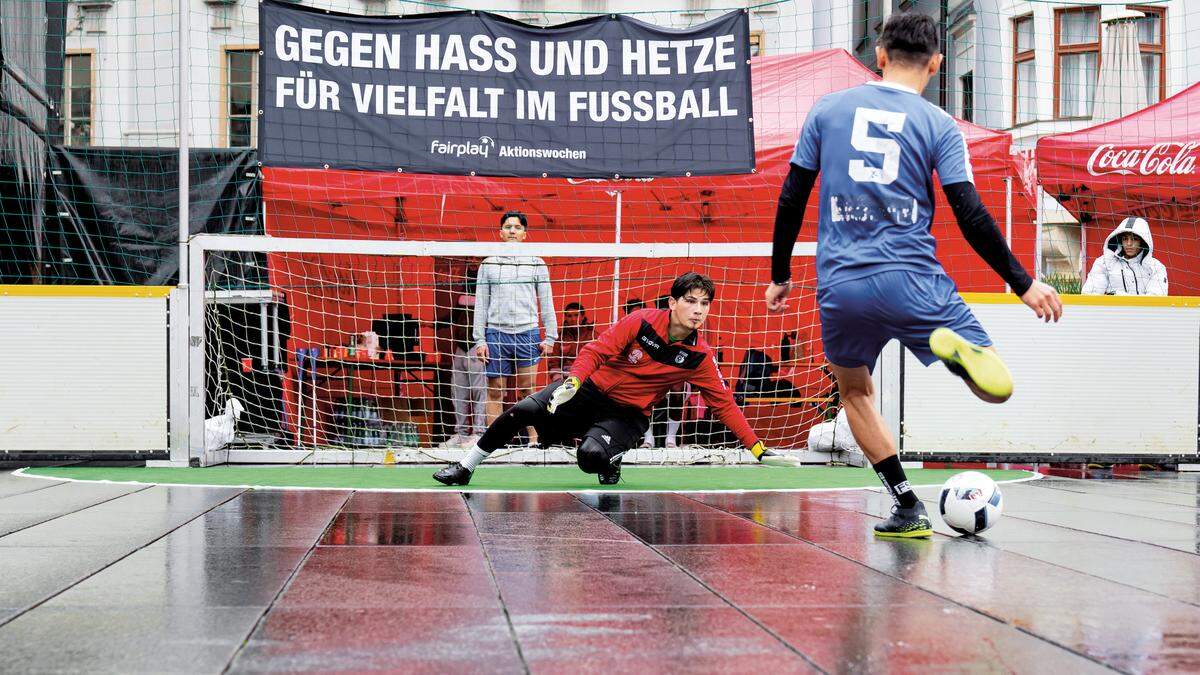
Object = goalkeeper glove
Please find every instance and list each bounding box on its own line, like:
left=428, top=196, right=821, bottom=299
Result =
left=751, top=440, right=802, bottom=468
left=548, top=376, right=581, bottom=414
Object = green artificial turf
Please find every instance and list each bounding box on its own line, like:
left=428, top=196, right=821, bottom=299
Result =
left=19, top=465, right=1035, bottom=492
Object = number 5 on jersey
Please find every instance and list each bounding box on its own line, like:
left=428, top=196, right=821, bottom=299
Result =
left=849, top=107, right=907, bottom=185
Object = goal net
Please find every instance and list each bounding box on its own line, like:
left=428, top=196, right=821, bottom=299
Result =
left=195, top=234, right=828, bottom=465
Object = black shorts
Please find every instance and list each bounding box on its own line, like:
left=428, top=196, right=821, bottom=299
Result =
left=529, top=380, right=649, bottom=459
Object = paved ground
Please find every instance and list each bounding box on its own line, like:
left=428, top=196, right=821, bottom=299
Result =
left=1, top=469, right=1197, bottom=673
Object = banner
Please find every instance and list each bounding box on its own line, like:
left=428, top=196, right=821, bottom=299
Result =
left=258, top=0, right=754, bottom=177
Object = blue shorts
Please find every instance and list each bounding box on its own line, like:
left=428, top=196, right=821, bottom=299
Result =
left=484, top=328, right=542, bottom=378
left=818, top=270, right=991, bottom=371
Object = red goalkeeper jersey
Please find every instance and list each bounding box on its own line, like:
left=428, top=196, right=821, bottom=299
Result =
left=568, top=308, right=759, bottom=449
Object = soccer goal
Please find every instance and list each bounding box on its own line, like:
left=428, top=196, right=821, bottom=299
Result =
left=186, top=233, right=843, bottom=467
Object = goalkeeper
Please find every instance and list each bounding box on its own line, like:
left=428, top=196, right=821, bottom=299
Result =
left=434, top=272, right=787, bottom=487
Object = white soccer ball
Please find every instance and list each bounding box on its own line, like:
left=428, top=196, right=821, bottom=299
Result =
left=939, top=471, right=1003, bottom=535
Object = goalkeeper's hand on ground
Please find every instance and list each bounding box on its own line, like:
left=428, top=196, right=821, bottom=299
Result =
left=548, top=376, right=581, bottom=414
left=751, top=440, right=802, bottom=468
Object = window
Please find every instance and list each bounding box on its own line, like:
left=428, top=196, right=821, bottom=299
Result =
left=749, top=30, right=764, bottom=57
left=1054, top=7, right=1100, bottom=119
left=1012, top=15, right=1035, bottom=124
left=950, top=21, right=974, bottom=122
left=1132, top=5, right=1166, bottom=105
left=63, top=52, right=93, bottom=146
left=960, top=72, right=974, bottom=123
left=226, top=48, right=257, bottom=148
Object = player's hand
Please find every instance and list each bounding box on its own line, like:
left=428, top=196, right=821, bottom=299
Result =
left=474, top=344, right=489, bottom=363
left=1020, top=281, right=1063, bottom=323
left=765, top=281, right=791, bottom=313
left=751, top=440, right=803, bottom=467
left=541, top=341, right=554, bottom=356
left=548, top=376, right=580, bottom=414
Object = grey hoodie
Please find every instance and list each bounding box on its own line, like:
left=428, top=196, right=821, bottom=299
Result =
left=1082, top=217, right=1168, bottom=296
left=473, top=254, right=558, bottom=348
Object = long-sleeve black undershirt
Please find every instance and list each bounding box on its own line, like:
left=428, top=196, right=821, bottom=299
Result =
left=770, top=163, right=818, bottom=284
left=942, top=181, right=1033, bottom=296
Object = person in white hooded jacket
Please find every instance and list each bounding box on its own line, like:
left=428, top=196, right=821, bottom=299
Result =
left=1082, top=217, right=1168, bottom=296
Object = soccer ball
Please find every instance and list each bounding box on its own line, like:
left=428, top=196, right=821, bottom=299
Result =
left=939, top=471, right=1003, bottom=535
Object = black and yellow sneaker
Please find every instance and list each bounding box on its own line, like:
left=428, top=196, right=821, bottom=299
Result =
left=874, top=502, right=933, bottom=539
left=929, top=327, right=1013, bottom=400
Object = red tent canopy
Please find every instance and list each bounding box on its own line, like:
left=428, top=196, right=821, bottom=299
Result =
left=1036, top=81, right=1200, bottom=292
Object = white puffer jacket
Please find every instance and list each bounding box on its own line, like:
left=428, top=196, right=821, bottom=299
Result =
left=1081, top=217, right=1168, bottom=296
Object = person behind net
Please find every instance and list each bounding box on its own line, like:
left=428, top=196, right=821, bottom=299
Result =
left=549, top=301, right=595, bottom=381
left=765, top=11, right=1063, bottom=538
left=1081, top=216, right=1168, bottom=296
left=435, top=272, right=785, bottom=486
left=474, top=210, right=558, bottom=446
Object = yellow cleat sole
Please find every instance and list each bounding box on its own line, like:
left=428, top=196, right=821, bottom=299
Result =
left=874, top=528, right=933, bottom=539
left=929, top=327, right=1013, bottom=400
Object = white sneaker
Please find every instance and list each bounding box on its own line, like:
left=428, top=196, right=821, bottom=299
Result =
left=665, top=438, right=678, bottom=449
left=438, top=434, right=468, bottom=449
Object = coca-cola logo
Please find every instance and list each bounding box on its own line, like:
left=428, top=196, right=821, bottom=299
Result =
left=1086, top=141, right=1199, bottom=177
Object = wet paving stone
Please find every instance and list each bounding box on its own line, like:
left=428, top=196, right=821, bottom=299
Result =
left=320, top=512, right=480, bottom=545
left=231, top=607, right=523, bottom=674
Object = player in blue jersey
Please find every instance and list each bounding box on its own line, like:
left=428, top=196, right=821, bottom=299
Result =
left=765, top=12, right=1062, bottom=538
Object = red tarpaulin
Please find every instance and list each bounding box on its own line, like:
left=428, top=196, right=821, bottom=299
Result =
left=258, top=49, right=1033, bottom=446
left=1037, top=81, right=1200, bottom=293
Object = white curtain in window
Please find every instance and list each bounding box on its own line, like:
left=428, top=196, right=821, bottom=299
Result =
left=1142, top=53, right=1161, bottom=105
left=1059, top=52, right=1097, bottom=117
left=1016, top=60, right=1036, bottom=123
left=1094, top=13, right=1148, bottom=122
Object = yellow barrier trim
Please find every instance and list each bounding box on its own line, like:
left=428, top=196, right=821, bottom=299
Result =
left=0, top=285, right=173, bottom=298
left=960, top=292, right=1200, bottom=308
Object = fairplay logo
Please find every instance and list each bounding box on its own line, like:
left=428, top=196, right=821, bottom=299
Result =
left=1086, top=141, right=1198, bottom=177
left=430, top=136, right=495, bottom=159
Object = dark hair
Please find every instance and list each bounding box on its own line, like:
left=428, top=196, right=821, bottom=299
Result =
left=623, top=297, right=645, bottom=315
left=500, top=210, right=528, bottom=228
left=564, top=301, right=584, bottom=312
left=655, top=294, right=671, bottom=310
left=879, top=12, right=940, bottom=67
left=670, top=272, right=716, bottom=302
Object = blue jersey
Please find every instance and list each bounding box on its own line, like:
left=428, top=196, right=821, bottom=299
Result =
left=790, top=81, right=975, bottom=288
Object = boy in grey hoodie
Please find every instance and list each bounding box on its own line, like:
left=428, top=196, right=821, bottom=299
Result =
left=473, top=210, right=558, bottom=445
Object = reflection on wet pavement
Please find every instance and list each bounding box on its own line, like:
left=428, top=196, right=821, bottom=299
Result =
left=1, top=471, right=1198, bottom=672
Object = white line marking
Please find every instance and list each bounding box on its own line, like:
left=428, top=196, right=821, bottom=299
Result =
left=11, top=467, right=1042, bottom=494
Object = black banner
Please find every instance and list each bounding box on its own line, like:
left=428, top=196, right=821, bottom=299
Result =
left=258, top=0, right=753, bottom=177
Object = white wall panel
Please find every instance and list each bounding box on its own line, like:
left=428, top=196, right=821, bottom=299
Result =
left=0, top=294, right=168, bottom=452
left=902, top=301, right=1199, bottom=457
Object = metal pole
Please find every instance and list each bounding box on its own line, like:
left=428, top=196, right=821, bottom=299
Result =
left=178, top=0, right=191, bottom=284
left=609, top=190, right=622, bottom=325
left=1004, top=177, right=1012, bottom=293
left=1035, top=185, right=1044, bottom=281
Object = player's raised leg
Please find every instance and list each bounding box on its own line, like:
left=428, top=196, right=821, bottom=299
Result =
left=829, top=363, right=932, bottom=538
left=929, top=327, right=1012, bottom=403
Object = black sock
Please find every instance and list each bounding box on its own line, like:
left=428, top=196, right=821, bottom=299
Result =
left=872, top=455, right=918, bottom=509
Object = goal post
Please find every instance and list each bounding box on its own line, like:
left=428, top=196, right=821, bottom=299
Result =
left=187, top=233, right=829, bottom=467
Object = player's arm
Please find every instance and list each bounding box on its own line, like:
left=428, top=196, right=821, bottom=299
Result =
left=932, top=118, right=1061, bottom=322
left=769, top=163, right=819, bottom=306
left=549, top=313, right=641, bottom=413
left=689, top=356, right=796, bottom=466
left=767, top=99, right=823, bottom=313
left=941, top=182, right=1061, bottom=322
